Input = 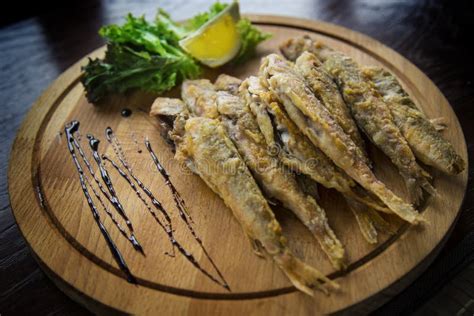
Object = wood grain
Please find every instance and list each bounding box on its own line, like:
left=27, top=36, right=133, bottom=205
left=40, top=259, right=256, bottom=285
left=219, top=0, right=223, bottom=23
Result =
left=6, top=15, right=470, bottom=316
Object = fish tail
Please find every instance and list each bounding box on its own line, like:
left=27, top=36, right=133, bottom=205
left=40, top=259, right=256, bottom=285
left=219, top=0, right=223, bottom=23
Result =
left=403, top=171, right=436, bottom=205
left=420, top=178, right=436, bottom=196
left=306, top=197, right=346, bottom=270
left=365, top=207, right=397, bottom=235
left=345, top=197, right=378, bottom=244
left=448, top=155, right=466, bottom=175
left=429, top=117, right=447, bottom=131
left=347, top=186, right=392, bottom=214
left=371, top=181, right=423, bottom=224
left=274, top=249, right=339, bottom=296
left=404, top=176, right=424, bottom=205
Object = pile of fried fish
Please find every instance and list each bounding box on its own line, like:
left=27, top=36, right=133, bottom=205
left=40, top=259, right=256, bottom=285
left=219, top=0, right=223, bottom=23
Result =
left=149, top=36, right=465, bottom=296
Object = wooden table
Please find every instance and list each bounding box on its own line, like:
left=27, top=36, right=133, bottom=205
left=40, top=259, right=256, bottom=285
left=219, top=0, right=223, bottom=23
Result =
left=1, top=0, right=473, bottom=314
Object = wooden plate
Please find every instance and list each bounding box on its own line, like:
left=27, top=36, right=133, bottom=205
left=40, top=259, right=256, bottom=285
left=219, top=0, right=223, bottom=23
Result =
left=8, top=15, right=468, bottom=315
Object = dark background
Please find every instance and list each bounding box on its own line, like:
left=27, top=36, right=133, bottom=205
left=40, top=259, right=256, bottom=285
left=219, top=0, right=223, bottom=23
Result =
left=1, top=0, right=473, bottom=314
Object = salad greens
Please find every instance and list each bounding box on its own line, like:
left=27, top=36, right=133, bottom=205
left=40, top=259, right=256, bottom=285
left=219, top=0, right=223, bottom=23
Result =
left=81, top=2, right=271, bottom=103
left=184, top=2, right=229, bottom=31
left=234, top=19, right=272, bottom=64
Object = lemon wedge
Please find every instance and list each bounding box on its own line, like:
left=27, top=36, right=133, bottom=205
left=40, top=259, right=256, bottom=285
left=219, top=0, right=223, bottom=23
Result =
left=179, top=2, right=241, bottom=68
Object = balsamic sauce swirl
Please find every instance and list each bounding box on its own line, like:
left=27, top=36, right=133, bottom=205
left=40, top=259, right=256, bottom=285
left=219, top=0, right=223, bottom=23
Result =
left=105, top=127, right=229, bottom=290
left=62, top=120, right=229, bottom=290
left=67, top=127, right=143, bottom=252
left=103, top=155, right=227, bottom=288
left=64, top=121, right=137, bottom=283
left=145, top=139, right=229, bottom=289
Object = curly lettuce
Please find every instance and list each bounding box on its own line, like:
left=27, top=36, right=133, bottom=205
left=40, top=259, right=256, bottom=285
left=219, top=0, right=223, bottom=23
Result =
left=81, top=2, right=271, bottom=103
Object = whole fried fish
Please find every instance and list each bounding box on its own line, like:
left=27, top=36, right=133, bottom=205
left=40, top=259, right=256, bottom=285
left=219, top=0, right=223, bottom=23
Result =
left=216, top=87, right=346, bottom=269
left=240, top=76, right=392, bottom=243
left=150, top=97, right=338, bottom=295
left=306, top=42, right=435, bottom=204
left=362, top=67, right=465, bottom=175
left=294, top=51, right=370, bottom=167
left=260, top=54, right=422, bottom=224
left=243, top=76, right=389, bottom=211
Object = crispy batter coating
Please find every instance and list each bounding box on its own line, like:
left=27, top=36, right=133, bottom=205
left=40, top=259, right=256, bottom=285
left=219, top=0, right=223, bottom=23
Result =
left=242, top=76, right=393, bottom=242
left=181, top=79, right=219, bottom=119
left=214, top=83, right=346, bottom=269
left=280, top=35, right=316, bottom=61
left=151, top=96, right=338, bottom=295
left=294, top=51, right=370, bottom=166
left=214, top=74, right=242, bottom=96
left=306, top=42, right=435, bottom=203
left=260, top=54, right=422, bottom=224
left=363, top=66, right=465, bottom=175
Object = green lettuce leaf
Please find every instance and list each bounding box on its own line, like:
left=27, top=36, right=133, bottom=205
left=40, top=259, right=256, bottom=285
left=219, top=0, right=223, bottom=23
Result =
left=81, top=2, right=271, bottom=103
left=233, top=18, right=272, bottom=64
left=82, top=44, right=199, bottom=103
left=185, top=2, right=229, bottom=31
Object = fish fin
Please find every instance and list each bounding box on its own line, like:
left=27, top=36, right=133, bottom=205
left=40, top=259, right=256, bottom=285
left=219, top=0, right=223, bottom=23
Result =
left=348, top=186, right=392, bottom=214
left=275, top=249, right=339, bottom=296
left=248, top=236, right=265, bottom=258
left=346, top=197, right=378, bottom=244
left=372, top=183, right=423, bottom=224
left=306, top=196, right=346, bottom=270
left=403, top=171, right=436, bottom=205
left=430, top=117, right=447, bottom=131
left=404, top=177, right=424, bottom=205
left=420, top=179, right=436, bottom=196
left=449, top=155, right=466, bottom=175
left=365, top=208, right=397, bottom=235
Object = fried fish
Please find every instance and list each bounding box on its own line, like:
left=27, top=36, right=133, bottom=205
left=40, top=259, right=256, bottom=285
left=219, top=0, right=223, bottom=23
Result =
left=240, top=76, right=392, bottom=243
left=294, top=51, right=370, bottom=166
left=243, top=76, right=389, bottom=210
left=362, top=66, right=465, bottom=175
left=215, top=86, right=345, bottom=269
left=260, top=54, right=422, bottom=224
left=150, top=97, right=338, bottom=295
left=307, top=42, right=435, bottom=204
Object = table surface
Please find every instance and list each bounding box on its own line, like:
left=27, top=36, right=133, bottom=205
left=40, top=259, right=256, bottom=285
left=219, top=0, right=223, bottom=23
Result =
left=1, top=0, right=473, bottom=315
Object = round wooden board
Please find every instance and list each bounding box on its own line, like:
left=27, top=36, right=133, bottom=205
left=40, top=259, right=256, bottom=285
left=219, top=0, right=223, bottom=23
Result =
left=8, top=15, right=468, bottom=315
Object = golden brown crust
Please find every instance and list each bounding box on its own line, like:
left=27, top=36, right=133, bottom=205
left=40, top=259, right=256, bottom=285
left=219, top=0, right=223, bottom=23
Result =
left=308, top=43, right=435, bottom=203
left=260, top=53, right=421, bottom=224
left=216, top=87, right=346, bottom=270
left=294, top=51, right=370, bottom=166
left=177, top=82, right=338, bottom=295
left=363, top=66, right=465, bottom=175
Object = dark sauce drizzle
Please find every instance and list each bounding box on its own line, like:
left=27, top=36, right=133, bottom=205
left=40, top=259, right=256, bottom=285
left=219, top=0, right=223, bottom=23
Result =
left=105, top=127, right=229, bottom=290
left=131, top=132, right=142, bottom=154
left=145, top=139, right=193, bottom=224
left=145, top=139, right=231, bottom=287
left=102, top=155, right=176, bottom=257
left=102, top=155, right=228, bottom=289
left=104, top=128, right=173, bottom=230
left=86, top=135, right=135, bottom=231
left=64, top=121, right=136, bottom=283
left=67, top=130, right=142, bottom=253
left=84, top=170, right=142, bottom=252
